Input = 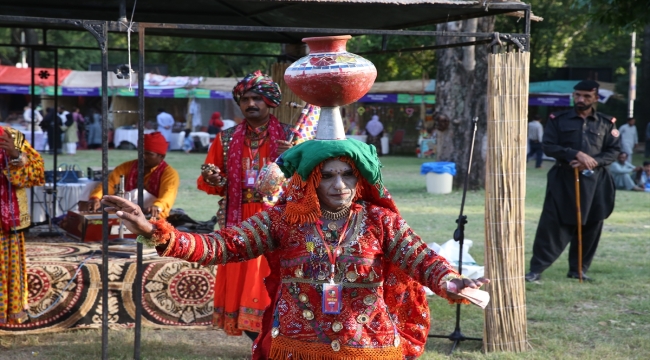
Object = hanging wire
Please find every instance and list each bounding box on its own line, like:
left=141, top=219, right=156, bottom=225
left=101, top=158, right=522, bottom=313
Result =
left=120, top=0, right=138, bottom=91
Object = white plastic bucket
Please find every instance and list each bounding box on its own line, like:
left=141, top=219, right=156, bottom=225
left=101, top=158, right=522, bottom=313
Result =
left=426, top=172, right=453, bottom=194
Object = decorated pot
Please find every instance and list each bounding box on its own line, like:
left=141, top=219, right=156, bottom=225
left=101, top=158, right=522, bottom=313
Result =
left=255, top=162, right=286, bottom=199
left=284, top=35, right=376, bottom=140
left=284, top=35, right=376, bottom=107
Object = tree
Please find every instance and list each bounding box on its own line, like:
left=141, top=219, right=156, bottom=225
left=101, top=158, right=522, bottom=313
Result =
left=434, top=17, right=495, bottom=190
left=574, top=0, right=650, bottom=31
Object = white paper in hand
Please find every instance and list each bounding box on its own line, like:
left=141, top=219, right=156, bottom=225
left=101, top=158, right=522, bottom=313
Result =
left=446, top=281, right=490, bottom=309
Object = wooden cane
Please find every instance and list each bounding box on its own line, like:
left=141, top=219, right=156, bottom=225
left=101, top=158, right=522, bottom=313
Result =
left=574, top=168, right=583, bottom=283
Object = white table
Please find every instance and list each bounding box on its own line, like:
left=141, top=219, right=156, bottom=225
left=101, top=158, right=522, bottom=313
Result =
left=29, top=181, right=100, bottom=222
left=113, top=128, right=155, bottom=148
left=20, top=130, right=47, bottom=151
left=189, top=132, right=211, bottom=148
left=346, top=135, right=367, bottom=143
left=169, top=132, right=185, bottom=151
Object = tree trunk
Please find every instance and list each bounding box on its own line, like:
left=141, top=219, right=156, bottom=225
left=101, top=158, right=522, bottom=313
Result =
left=435, top=17, right=495, bottom=189
left=638, top=25, right=650, bottom=137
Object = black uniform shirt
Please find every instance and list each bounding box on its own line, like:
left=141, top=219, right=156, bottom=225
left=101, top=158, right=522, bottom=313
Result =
left=543, top=109, right=619, bottom=167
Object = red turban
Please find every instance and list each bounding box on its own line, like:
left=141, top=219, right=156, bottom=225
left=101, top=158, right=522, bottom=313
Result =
left=210, top=111, right=223, bottom=127
left=144, top=131, right=168, bottom=155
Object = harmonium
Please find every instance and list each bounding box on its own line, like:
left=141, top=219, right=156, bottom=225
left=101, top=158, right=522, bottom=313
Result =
left=61, top=202, right=137, bottom=242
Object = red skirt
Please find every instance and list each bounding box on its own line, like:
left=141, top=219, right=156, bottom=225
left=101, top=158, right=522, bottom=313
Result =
left=212, top=202, right=271, bottom=335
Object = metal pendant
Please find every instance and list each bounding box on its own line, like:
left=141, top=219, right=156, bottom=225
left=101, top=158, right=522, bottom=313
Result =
left=294, top=268, right=304, bottom=278
left=271, top=327, right=280, bottom=338
left=327, top=222, right=338, bottom=231
left=303, top=309, right=314, bottom=320
left=332, top=321, right=343, bottom=333
left=363, top=294, right=377, bottom=306
left=368, top=271, right=375, bottom=282
left=317, top=271, right=327, bottom=281
left=298, top=293, right=309, bottom=303
left=346, top=271, right=358, bottom=282
left=331, top=339, right=341, bottom=352
left=325, top=232, right=332, bottom=239
left=356, top=313, right=370, bottom=324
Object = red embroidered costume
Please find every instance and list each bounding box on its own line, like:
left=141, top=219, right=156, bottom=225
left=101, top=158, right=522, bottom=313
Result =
left=151, top=139, right=467, bottom=359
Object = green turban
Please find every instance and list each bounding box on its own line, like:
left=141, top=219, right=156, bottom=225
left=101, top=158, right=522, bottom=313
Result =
left=277, top=138, right=385, bottom=194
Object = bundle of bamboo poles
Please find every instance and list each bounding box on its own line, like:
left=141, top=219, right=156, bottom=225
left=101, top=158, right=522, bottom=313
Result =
left=270, top=62, right=306, bottom=125
left=484, top=51, right=530, bottom=353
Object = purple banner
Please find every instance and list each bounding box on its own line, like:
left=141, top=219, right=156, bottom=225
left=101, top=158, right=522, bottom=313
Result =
left=209, top=90, right=233, bottom=99
left=143, top=88, right=176, bottom=97
left=529, top=94, right=571, bottom=107
left=357, top=93, right=397, bottom=103
left=0, top=85, right=30, bottom=94
left=62, top=87, right=100, bottom=96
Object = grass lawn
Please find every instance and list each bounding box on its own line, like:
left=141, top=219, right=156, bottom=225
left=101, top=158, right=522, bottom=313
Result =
left=2, top=150, right=648, bottom=359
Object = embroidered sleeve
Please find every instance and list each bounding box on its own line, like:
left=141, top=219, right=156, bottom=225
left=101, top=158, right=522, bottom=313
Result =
left=154, top=208, right=279, bottom=266
left=4, top=141, right=45, bottom=188
left=381, top=211, right=464, bottom=303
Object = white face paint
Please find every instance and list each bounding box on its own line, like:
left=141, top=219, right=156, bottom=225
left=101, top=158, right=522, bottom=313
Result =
left=317, top=159, right=358, bottom=212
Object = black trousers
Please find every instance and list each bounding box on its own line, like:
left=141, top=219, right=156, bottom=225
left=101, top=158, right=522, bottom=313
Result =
left=530, top=210, right=604, bottom=275
left=527, top=140, right=543, bottom=168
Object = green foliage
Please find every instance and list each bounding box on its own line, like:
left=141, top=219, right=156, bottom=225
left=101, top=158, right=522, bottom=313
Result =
left=573, top=0, right=650, bottom=31
left=347, top=34, right=437, bottom=81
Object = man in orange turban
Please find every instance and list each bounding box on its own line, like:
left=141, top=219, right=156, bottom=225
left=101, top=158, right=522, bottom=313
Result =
left=89, top=131, right=179, bottom=219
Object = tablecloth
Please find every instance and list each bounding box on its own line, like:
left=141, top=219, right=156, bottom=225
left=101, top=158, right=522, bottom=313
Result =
left=29, top=181, right=100, bottom=222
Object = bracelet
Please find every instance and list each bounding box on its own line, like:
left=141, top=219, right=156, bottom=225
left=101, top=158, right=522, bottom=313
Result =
left=440, top=273, right=467, bottom=285
left=9, top=152, right=24, bottom=167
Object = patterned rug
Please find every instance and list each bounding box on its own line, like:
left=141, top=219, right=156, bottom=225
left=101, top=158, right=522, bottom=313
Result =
left=0, top=243, right=216, bottom=335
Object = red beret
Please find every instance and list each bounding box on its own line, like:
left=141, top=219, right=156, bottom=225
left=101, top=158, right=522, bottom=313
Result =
left=144, top=131, right=168, bottom=155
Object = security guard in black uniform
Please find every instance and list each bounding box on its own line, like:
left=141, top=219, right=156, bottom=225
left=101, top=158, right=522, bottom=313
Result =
left=526, top=80, right=620, bottom=282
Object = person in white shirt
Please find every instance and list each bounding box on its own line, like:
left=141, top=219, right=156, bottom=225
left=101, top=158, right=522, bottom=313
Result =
left=527, top=114, right=544, bottom=168
left=618, top=117, right=638, bottom=164
left=23, top=103, right=43, bottom=129
left=609, top=152, right=643, bottom=191
left=156, top=108, right=174, bottom=145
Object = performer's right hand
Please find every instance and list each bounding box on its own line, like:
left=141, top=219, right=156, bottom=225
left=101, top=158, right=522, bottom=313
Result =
left=101, top=195, right=154, bottom=237
left=89, top=198, right=101, bottom=212
left=201, top=167, right=223, bottom=186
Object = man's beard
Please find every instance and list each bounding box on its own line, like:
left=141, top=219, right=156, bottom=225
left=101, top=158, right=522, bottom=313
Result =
left=574, top=102, right=592, bottom=111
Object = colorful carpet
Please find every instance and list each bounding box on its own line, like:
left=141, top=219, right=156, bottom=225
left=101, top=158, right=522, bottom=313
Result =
left=0, top=243, right=216, bottom=335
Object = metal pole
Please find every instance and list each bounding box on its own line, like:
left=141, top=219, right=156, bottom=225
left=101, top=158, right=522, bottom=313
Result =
left=30, top=47, right=35, bottom=222
left=52, top=49, right=58, bottom=223
left=99, top=22, right=110, bottom=360
left=629, top=32, right=636, bottom=118
left=134, top=24, right=145, bottom=360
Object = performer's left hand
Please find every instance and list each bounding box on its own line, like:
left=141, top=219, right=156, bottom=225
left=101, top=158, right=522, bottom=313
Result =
left=276, top=140, right=292, bottom=154
left=0, top=128, right=20, bottom=158
left=445, top=277, right=490, bottom=300
left=102, top=195, right=154, bottom=237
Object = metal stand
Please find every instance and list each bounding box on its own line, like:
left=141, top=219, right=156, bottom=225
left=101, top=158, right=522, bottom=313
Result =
left=37, top=187, right=63, bottom=237
left=428, top=117, right=481, bottom=354
left=110, top=175, right=132, bottom=244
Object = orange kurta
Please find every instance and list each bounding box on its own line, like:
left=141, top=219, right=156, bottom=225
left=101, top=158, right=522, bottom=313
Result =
left=198, top=132, right=271, bottom=335
left=89, top=160, right=179, bottom=219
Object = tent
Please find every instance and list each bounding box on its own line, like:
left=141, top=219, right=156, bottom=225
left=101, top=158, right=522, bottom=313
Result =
left=529, top=80, right=615, bottom=106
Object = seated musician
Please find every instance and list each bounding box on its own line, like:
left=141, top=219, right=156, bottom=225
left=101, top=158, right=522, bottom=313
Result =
left=88, top=131, right=179, bottom=219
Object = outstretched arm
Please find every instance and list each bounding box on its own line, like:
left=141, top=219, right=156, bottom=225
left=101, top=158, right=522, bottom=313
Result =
left=381, top=212, right=488, bottom=302
left=101, top=195, right=278, bottom=266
